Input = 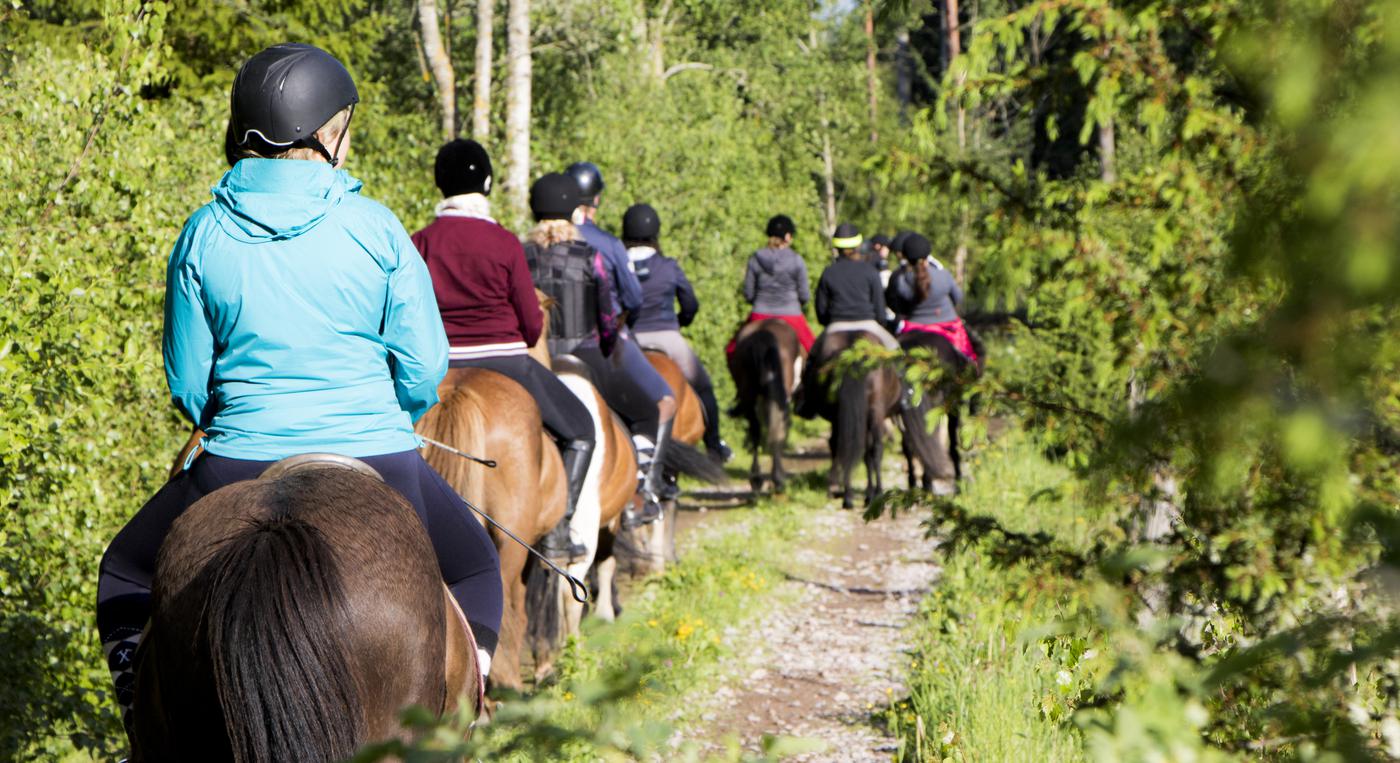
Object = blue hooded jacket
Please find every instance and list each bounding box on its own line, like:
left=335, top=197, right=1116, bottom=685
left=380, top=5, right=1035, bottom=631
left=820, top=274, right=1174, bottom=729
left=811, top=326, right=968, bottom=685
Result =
left=163, top=158, right=448, bottom=460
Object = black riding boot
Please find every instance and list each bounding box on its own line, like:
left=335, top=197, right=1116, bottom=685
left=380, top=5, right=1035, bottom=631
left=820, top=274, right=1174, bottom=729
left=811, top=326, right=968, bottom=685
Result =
left=626, top=419, right=672, bottom=528
left=697, top=385, right=731, bottom=462
left=541, top=440, right=593, bottom=561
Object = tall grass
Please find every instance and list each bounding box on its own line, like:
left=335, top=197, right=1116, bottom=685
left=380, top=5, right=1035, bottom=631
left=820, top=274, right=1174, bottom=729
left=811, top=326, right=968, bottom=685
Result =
left=887, top=432, right=1114, bottom=761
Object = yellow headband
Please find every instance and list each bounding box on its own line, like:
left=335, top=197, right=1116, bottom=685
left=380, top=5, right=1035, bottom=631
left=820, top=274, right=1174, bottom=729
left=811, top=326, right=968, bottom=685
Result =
left=832, top=234, right=863, bottom=249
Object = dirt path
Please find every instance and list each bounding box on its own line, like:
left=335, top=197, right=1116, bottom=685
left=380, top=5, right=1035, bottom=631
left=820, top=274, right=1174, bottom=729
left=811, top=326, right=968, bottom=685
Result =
left=671, top=455, right=940, bottom=760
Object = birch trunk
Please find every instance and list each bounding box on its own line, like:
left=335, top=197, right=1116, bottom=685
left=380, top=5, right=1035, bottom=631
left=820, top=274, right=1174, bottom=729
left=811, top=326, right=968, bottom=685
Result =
left=472, top=0, right=494, bottom=140
left=946, top=0, right=969, bottom=283
left=1099, top=115, right=1117, bottom=183
left=504, top=0, right=531, bottom=213
left=821, top=129, right=837, bottom=235
left=865, top=1, right=878, bottom=144
left=419, top=0, right=456, bottom=140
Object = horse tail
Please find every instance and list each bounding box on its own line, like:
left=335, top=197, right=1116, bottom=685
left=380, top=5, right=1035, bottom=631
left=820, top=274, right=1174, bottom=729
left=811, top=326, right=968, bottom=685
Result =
left=662, top=440, right=727, bottom=483
left=899, top=385, right=950, bottom=478
left=834, top=372, right=869, bottom=481
left=738, top=329, right=788, bottom=448
left=525, top=552, right=562, bottom=661
left=202, top=514, right=363, bottom=763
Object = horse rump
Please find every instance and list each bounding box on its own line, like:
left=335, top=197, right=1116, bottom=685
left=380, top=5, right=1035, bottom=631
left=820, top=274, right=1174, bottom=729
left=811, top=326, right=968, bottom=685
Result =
left=133, top=486, right=364, bottom=763
left=730, top=328, right=789, bottom=442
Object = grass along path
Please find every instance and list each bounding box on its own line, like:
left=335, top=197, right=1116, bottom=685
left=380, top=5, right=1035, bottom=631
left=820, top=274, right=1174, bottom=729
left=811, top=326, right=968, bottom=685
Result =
left=884, top=431, right=1101, bottom=761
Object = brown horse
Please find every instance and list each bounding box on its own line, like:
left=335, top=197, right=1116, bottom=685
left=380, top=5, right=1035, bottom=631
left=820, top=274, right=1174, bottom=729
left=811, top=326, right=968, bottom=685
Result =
left=131, top=457, right=480, bottom=762
left=803, top=331, right=902, bottom=509
left=727, top=319, right=805, bottom=494
left=415, top=368, right=566, bottom=691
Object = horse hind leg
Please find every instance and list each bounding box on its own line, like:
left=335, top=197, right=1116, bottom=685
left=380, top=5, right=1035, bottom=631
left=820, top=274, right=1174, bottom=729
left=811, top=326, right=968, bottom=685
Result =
left=865, top=409, right=885, bottom=508
left=765, top=397, right=787, bottom=495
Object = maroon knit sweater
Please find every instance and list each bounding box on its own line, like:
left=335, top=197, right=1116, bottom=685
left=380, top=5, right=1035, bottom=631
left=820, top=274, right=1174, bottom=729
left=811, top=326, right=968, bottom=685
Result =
left=411, top=215, right=543, bottom=348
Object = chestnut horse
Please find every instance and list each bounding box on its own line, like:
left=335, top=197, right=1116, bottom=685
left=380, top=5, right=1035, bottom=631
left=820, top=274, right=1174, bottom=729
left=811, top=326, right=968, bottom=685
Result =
left=168, top=405, right=553, bottom=693
left=804, top=331, right=902, bottom=509
left=414, top=368, right=566, bottom=691
left=131, top=457, right=480, bottom=762
left=727, top=319, right=805, bottom=494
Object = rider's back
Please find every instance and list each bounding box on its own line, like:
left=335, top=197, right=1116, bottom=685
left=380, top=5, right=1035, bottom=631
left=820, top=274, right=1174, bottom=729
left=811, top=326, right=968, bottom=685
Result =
left=525, top=238, right=603, bottom=352
left=743, top=247, right=809, bottom=315
left=166, top=158, right=446, bottom=460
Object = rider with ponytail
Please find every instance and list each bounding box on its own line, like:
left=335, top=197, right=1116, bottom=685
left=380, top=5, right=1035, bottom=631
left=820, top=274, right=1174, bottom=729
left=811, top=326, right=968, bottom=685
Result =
left=96, top=44, right=503, bottom=726
left=887, top=232, right=979, bottom=362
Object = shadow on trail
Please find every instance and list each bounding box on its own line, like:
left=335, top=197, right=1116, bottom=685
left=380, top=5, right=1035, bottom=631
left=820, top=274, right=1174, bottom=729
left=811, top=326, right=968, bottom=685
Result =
left=683, top=448, right=833, bottom=511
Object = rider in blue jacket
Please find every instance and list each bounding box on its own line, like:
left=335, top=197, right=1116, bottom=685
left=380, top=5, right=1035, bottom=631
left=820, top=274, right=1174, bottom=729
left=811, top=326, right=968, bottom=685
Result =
left=95, top=44, right=502, bottom=720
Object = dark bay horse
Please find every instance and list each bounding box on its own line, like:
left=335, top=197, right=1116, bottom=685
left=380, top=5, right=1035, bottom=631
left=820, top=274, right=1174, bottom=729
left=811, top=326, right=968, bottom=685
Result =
left=131, top=458, right=481, bottom=762
left=416, top=368, right=566, bottom=691
left=728, top=319, right=805, bottom=495
left=897, top=330, right=983, bottom=494
left=803, top=330, right=901, bottom=509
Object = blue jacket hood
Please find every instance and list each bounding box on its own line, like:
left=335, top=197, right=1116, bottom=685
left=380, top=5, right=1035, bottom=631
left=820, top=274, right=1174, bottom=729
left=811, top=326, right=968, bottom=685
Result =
left=210, top=158, right=362, bottom=242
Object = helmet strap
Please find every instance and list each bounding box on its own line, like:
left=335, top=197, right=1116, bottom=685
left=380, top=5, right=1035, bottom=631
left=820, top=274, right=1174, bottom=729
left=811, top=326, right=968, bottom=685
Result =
left=305, top=103, right=356, bottom=168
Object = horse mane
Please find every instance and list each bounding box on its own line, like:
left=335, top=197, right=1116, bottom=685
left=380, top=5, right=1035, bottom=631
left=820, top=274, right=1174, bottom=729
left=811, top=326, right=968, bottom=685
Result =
left=202, top=508, right=364, bottom=763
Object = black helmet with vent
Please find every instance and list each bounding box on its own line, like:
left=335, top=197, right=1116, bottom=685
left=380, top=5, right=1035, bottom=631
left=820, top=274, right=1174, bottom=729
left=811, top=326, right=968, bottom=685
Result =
left=228, top=43, right=359, bottom=167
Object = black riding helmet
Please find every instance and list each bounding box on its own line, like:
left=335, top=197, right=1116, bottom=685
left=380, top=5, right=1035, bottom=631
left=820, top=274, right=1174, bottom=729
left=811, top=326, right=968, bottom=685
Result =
left=227, top=43, right=359, bottom=168
left=766, top=214, right=796, bottom=239
left=832, top=222, right=862, bottom=250
left=901, top=233, right=932, bottom=262
left=529, top=173, right=582, bottom=222
left=622, top=203, right=661, bottom=242
left=565, top=162, right=605, bottom=205
left=435, top=138, right=493, bottom=197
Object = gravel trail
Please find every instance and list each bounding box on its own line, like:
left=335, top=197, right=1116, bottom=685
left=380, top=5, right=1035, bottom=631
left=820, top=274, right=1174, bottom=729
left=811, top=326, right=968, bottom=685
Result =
left=673, top=484, right=939, bottom=761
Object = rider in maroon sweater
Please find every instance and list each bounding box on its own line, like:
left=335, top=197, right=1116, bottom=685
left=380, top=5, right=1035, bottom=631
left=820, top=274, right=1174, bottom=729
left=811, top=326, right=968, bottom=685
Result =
left=412, top=139, right=594, bottom=561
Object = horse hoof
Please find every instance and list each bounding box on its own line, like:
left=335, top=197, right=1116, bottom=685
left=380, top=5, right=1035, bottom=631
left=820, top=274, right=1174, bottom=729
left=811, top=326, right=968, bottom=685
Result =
left=931, top=479, right=956, bottom=496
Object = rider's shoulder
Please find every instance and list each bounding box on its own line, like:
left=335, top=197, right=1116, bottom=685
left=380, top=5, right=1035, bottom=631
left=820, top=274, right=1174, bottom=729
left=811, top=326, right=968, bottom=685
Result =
left=338, top=191, right=399, bottom=226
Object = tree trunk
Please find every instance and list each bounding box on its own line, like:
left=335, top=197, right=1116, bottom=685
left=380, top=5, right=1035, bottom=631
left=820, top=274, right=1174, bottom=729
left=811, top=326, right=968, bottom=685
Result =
left=946, top=0, right=969, bottom=284
left=472, top=0, right=494, bottom=140
left=505, top=0, right=531, bottom=213
left=821, top=129, right=837, bottom=235
left=1099, top=115, right=1117, bottom=183
left=865, top=1, right=878, bottom=144
left=419, top=0, right=456, bottom=140
left=895, top=27, right=911, bottom=124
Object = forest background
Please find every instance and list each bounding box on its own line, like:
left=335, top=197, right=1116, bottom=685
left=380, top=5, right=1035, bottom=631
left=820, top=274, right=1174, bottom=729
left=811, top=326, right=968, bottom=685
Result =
left=4, top=0, right=1400, bottom=760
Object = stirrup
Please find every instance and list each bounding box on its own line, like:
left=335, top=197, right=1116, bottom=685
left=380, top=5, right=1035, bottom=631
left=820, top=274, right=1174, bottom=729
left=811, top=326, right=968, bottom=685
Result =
left=621, top=498, right=663, bottom=530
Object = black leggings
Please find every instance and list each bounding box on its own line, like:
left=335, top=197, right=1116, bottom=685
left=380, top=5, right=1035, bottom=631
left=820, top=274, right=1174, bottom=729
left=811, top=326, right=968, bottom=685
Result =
left=449, top=355, right=594, bottom=446
left=570, top=342, right=666, bottom=439
left=96, top=450, right=504, bottom=661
